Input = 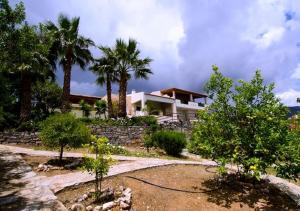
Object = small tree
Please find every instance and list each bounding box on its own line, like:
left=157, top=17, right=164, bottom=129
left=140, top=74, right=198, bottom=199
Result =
left=39, top=113, right=91, bottom=163
left=190, top=65, right=291, bottom=179
left=79, top=99, right=92, bottom=118
left=82, top=136, right=113, bottom=200
left=95, top=100, right=107, bottom=118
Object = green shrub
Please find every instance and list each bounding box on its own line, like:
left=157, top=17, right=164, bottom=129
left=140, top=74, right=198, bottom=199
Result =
left=39, top=113, right=91, bottom=163
left=151, top=130, right=186, bottom=156
left=190, top=66, right=292, bottom=179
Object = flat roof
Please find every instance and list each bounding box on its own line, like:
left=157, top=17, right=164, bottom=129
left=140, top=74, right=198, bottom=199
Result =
left=160, top=88, right=207, bottom=98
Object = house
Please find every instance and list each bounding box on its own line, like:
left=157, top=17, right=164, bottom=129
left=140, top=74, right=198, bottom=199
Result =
left=69, top=94, right=101, bottom=118
left=127, top=88, right=207, bottom=122
left=70, top=88, right=208, bottom=122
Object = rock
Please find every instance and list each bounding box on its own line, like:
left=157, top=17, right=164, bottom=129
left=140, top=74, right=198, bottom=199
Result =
left=102, top=201, right=116, bottom=210
left=86, top=205, right=93, bottom=211
left=120, top=201, right=130, bottom=210
left=118, top=195, right=131, bottom=205
left=65, top=159, right=82, bottom=169
left=93, top=206, right=102, bottom=211
left=82, top=194, right=88, bottom=200
left=123, top=188, right=132, bottom=195
left=71, top=203, right=86, bottom=211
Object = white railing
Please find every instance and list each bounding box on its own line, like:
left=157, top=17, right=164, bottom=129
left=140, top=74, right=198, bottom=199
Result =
left=175, top=99, right=204, bottom=109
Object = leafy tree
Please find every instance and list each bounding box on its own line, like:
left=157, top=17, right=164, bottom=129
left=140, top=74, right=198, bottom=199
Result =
left=190, top=65, right=291, bottom=179
left=113, top=38, right=152, bottom=117
left=90, top=47, right=118, bottom=118
left=45, top=14, right=94, bottom=112
left=82, top=136, right=113, bottom=200
left=95, top=100, right=107, bottom=118
left=79, top=100, right=92, bottom=118
left=31, top=80, right=62, bottom=121
left=39, top=113, right=91, bottom=163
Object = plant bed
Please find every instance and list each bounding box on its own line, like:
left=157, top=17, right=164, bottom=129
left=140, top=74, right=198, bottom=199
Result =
left=56, top=164, right=299, bottom=210
left=21, top=155, right=82, bottom=177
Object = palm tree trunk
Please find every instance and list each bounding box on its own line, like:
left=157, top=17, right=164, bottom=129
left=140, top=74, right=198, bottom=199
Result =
left=106, top=75, right=113, bottom=118
left=20, top=71, right=32, bottom=122
left=118, top=72, right=127, bottom=117
left=61, top=61, right=72, bottom=113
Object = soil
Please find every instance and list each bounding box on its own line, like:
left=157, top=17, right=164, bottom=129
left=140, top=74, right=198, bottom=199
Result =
left=56, top=164, right=299, bottom=211
left=21, top=155, right=81, bottom=177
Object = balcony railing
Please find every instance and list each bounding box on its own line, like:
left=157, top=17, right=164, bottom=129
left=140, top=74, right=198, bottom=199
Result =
left=175, top=99, right=205, bottom=108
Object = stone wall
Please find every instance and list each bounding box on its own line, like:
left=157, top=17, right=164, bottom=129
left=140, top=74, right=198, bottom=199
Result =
left=89, top=125, right=146, bottom=145
left=0, top=131, right=41, bottom=145
left=0, top=123, right=191, bottom=146
left=0, top=126, right=147, bottom=146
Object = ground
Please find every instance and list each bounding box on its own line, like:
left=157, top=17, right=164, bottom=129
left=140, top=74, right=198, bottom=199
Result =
left=57, top=164, right=299, bottom=211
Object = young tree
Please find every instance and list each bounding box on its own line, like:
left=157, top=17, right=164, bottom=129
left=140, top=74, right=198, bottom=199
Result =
left=113, top=39, right=152, bottom=117
left=90, top=47, right=118, bottom=118
left=95, top=100, right=107, bottom=118
left=79, top=100, right=92, bottom=118
left=45, top=14, right=94, bottom=112
left=190, top=65, right=291, bottom=179
left=39, top=113, right=91, bottom=163
left=82, top=136, right=113, bottom=200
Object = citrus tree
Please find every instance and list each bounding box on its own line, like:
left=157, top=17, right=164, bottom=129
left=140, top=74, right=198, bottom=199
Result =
left=39, top=113, right=91, bottom=163
left=190, top=65, right=293, bottom=179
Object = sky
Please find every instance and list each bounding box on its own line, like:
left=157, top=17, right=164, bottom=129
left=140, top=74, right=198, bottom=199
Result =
left=10, top=0, right=300, bottom=106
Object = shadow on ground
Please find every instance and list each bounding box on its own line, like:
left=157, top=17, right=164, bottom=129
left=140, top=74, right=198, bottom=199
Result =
left=0, top=151, right=29, bottom=210
left=201, top=175, right=299, bottom=210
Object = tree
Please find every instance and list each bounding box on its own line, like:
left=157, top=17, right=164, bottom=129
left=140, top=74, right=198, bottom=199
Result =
left=90, top=47, right=118, bottom=118
left=190, top=65, right=291, bottom=179
left=95, top=100, right=107, bottom=118
left=31, top=80, right=62, bottom=121
left=113, top=38, right=152, bottom=117
left=79, top=100, right=92, bottom=118
left=82, top=136, right=113, bottom=200
left=18, top=24, right=51, bottom=122
left=39, top=113, right=91, bottom=163
left=45, top=14, right=94, bottom=112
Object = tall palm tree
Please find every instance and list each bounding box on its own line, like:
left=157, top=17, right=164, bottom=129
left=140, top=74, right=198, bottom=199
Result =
left=90, top=47, right=118, bottom=118
left=114, top=38, right=152, bottom=117
left=46, top=14, right=94, bottom=112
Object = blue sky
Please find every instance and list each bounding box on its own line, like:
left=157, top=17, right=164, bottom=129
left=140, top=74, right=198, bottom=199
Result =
left=11, top=0, right=300, bottom=106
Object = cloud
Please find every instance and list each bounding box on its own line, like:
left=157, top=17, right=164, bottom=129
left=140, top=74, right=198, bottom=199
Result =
left=10, top=0, right=300, bottom=106
left=291, top=63, right=300, bottom=79
left=276, top=89, right=300, bottom=106
left=71, top=81, right=98, bottom=96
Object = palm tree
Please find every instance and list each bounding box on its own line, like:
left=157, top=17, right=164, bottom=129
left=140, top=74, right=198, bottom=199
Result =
left=46, top=14, right=94, bottom=112
left=90, top=47, right=118, bottom=118
left=19, top=24, right=50, bottom=122
left=114, top=38, right=152, bottom=117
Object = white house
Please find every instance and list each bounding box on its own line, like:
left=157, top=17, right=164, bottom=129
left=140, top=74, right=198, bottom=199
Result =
left=126, top=88, right=207, bottom=122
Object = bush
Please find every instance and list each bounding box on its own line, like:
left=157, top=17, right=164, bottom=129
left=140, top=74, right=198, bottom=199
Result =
left=151, top=130, right=186, bottom=156
left=190, top=66, right=292, bottom=179
left=39, top=113, right=91, bottom=163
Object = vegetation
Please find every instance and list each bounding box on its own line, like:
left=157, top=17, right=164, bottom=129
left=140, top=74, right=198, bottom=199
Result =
left=80, top=115, right=158, bottom=127
left=90, top=47, right=118, bottom=118
left=95, top=100, right=107, bottom=118
left=79, top=100, right=92, bottom=118
left=45, top=14, right=94, bottom=112
left=39, top=113, right=91, bottom=163
left=104, top=39, right=152, bottom=117
left=32, top=80, right=62, bottom=121
left=150, top=130, right=186, bottom=156
left=189, top=65, right=298, bottom=179
left=82, top=136, right=113, bottom=200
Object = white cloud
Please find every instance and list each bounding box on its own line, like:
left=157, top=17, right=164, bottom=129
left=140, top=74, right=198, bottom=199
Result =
left=291, top=63, right=300, bottom=79
left=276, top=89, right=300, bottom=106
left=71, top=81, right=98, bottom=96
left=251, top=27, right=285, bottom=49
